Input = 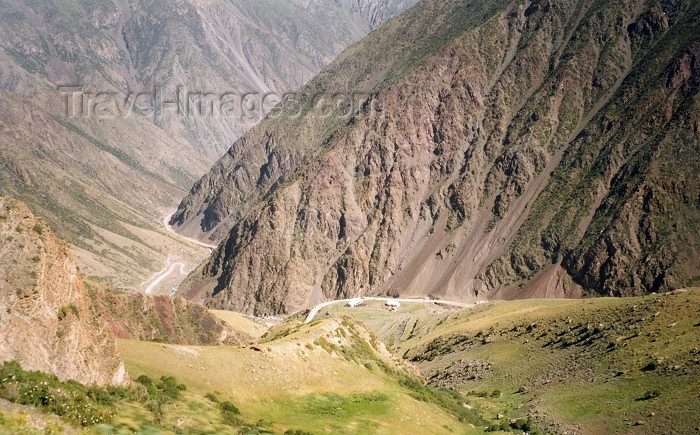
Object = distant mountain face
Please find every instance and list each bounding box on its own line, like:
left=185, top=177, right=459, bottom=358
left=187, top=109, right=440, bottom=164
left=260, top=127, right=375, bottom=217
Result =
left=0, top=0, right=417, bottom=288
left=0, top=0, right=418, bottom=157
left=0, top=197, right=127, bottom=386
left=175, top=0, right=700, bottom=315
left=326, top=0, right=420, bottom=29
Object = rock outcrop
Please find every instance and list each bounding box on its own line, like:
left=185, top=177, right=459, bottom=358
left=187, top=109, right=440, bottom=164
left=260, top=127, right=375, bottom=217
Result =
left=0, top=197, right=128, bottom=386
left=175, top=0, right=700, bottom=314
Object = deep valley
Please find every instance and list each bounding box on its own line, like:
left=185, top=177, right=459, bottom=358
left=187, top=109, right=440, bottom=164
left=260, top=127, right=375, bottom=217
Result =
left=0, top=0, right=698, bottom=433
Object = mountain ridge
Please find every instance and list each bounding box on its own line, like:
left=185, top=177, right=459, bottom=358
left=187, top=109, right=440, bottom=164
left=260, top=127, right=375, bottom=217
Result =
left=174, top=0, right=700, bottom=315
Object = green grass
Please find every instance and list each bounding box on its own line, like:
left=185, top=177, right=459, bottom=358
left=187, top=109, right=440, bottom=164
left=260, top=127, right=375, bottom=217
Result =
left=0, top=361, right=132, bottom=427
left=0, top=361, right=296, bottom=434
left=5, top=292, right=697, bottom=434
left=352, top=290, right=700, bottom=434
left=116, top=316, right=486, bottom=434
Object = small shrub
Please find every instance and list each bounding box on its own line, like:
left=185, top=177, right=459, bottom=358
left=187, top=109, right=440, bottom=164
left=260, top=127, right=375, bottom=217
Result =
left=220, top=401, right=240, bottom=414
left=638, top=390, right=661, bottom=401
left=156, top=376, right=186, bottom=399
left=221, top=410, right=243, bottom=427
left=205, top=392, right=219, bottom=402
left=135, top=374, right=186, bottom=423
left=87, top=386, right=116, bottom=406
left=0, top=361, right=131, bottom=427
left=32, top=224, right=43, bottom=235
left=641, top=361, right=658, bottom=371
left=486, top=422, right=510, bottom=432
left=220, top=402, right=243, bottom=427
left=135, top=375, right=154, bottom=388
left=15, top=226, right=22, bottom=234
left=57, top=304, right=80, bottom=321
left=510, top=418, right=541, bottom=434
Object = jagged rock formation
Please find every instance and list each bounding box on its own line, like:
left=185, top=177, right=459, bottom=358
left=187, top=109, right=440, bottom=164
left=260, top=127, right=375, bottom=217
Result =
left=176, top=0, right=700, bottom=315
left=0, top=197, right=128, bottom=386
left=91, top=291, right=249, bottom=345
left=343, top=0, right=420, bottom=29
left=0, top=0, right=417, bottom=288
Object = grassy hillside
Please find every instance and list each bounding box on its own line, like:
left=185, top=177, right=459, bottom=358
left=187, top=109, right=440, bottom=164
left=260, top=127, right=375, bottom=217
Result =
left=0, top=316, right=486, bottom=434
left=117, top=316, right=484, bottom=433
left=317, top=290, right=700, bottom=434
left=210, top=310, right=270, bottom=339
left=2, top=292, right=698, bottom=433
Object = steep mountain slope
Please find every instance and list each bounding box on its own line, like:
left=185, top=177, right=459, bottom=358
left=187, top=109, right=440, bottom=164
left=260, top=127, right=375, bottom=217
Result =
left=1, top=0, right=417, bottom=156
left=176, top=0, right=700, bottom=315
left=0, top=88, right=213, bottom=289
left=0, top=0, right=417, bottom=288
left=169, top=0, right=511, bottom=242
left=0, top=196, right=127, bottom=386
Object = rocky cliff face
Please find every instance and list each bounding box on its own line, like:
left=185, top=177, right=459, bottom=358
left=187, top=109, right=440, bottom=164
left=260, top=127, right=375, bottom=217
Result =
left=177, top=0, right=700, bottom=315
left=0, top=197, right=128, bottom=386
left=344, top=0, right=420, bottom=29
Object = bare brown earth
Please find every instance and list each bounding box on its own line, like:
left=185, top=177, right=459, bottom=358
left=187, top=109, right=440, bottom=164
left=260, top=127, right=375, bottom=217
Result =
left=493, top=263, right=583, bottom=300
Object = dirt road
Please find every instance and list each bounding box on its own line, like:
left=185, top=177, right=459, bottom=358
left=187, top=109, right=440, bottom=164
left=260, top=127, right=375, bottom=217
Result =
left=304, top=297, right=474, bottom=323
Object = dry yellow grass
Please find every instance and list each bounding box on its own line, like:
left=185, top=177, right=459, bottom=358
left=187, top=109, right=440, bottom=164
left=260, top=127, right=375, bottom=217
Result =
left=209, top=310, right=269, bottom=338
left=117, top=316, right=483, bottom=434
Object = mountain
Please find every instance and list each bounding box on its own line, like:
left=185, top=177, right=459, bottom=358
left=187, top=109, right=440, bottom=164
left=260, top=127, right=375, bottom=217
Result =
left=174, top=0, right=700, bottom=315
left=0, top=0, right=418, bottom=289
left=0, top=196, right=127, bottom=386
left=0, top=0, right=418, bottom=156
